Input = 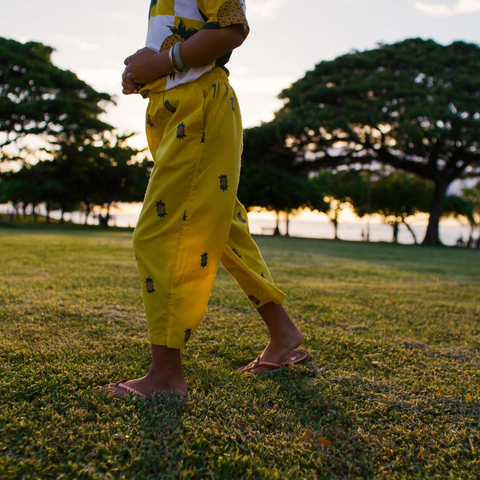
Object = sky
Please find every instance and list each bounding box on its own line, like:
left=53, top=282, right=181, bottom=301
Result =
left=2, top=0, right=480, bottom=152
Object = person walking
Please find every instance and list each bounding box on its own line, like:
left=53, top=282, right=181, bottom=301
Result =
left=99, top=0, right=308, bottom=398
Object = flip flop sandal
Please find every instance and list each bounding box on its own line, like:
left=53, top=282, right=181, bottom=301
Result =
left=239, top=349, right=310, bottom=373
left=97, top=379, right=148, bottom=398
left=281, top=349, right=309, bottom=365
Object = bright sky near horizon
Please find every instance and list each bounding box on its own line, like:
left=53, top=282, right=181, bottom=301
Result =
left=2, top=0, right=480, bottom=151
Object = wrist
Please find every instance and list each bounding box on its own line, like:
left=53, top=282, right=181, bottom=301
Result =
left=155, top=49, right=174, bottom=79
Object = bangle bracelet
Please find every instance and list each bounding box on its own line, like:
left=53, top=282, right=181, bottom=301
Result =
left=169, top=46, right=181, bottom=73
left=173, top=42, right=189, bottom=72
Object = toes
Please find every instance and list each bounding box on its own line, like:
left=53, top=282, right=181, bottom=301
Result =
left=97, top=384, right=128, bottom=398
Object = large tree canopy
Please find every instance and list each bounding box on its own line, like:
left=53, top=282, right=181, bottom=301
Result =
left=0, top=37, right=113, bottom=161
left=276, top=38, right=480, bottom=244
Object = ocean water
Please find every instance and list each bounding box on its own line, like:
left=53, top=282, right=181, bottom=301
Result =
left=63, top=211, right=473, bottom=247
left=3, top=205, right=474, bottom=247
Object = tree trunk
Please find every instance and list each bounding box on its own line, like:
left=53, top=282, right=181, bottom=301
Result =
left=84, top=207, right=90, bottom=225
left=98, top=205, right=111, bottom=227
left=391, top=221, right=399, bottom=243
left=332, top=208, right=339, bottom=240
left=274, top=211, right=281, bottom=236
left=402, top=219, right=418, bottom=244
left=60, top=209, right=65, bottom=224
left=285, top=212, right=290, bottom=237
left=422, top=180, right=449, bottom=245
left=98, top=213, right=109, bottom=227
left=46, top=204, right=50, bottom=224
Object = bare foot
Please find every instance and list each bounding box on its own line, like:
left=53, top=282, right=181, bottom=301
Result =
left=238, top=325, right=304, bottom=373
left=259, top=326, right=303, bottom=364
left=99, top=372, right=188, bottom=399
left=98, top=343, right=188, bottom=398
left=242, top=302, right=304, bottom=373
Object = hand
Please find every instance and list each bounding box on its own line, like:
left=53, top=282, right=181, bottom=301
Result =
left=121, top=67, right=142, bottom=95
left=124, top=47, right=164, bottom=85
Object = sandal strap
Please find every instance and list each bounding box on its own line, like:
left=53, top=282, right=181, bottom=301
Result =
left=254, top=360, right=284, bottom=369
left=240, top=350, right=309, bottom=373
left=115, top=381, right=148, bottom=397
left=240, top=357, right=261, bottom=372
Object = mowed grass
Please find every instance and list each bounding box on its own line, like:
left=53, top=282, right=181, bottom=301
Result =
left=1, top=227, right=479, bottom=479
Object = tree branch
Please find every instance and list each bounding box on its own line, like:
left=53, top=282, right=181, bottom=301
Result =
left=376, top=147, right=433, bottom=179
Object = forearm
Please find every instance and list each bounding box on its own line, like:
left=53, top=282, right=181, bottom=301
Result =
left=124, top=25, right=245, bottom=86
left=181, top=25, right=245, bottom=69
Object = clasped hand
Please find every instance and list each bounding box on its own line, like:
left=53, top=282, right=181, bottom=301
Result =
left=122, top=47, right=163, bottom=95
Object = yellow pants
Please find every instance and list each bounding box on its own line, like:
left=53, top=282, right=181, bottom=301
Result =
left=133, top=68, right=286, bottom=349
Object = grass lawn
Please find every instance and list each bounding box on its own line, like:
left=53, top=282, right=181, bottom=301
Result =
left=1, top=226, right=479, bottom=479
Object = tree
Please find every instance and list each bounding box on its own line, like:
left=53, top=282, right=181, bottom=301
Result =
left=0, top=37, right=113, bottom=162
left=443, top=184, right=480, bottom=248
left=81, top=134, right=150, bottom=226
left=1, top=134, right=150, bottom=225
left=239, top=124, right=327, bottom=235
left=351, top=171, right=433, bottom=244
left=311, top=170, right=367, bottom=240
left=464, top=184, right=480, bottom=248
left=0, top=168, right=31, bottom=220
left=0, top=37, right=150, bottom=226
left=276, top=38, right=480, bottom=245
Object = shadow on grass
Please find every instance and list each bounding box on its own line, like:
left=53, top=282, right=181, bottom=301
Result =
left=126, top=395, right=187, bottom=478
left=256, top=362, right=479, bottom=479
left=234, top=363, right=375, bottom=478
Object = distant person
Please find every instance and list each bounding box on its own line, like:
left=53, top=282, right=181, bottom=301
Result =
left=98, top=0, right=308, bottom=398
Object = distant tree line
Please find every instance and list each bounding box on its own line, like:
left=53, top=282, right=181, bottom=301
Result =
left=0, top=37, right=150, bottom=225
left=1, top=37, right=479, bottom=245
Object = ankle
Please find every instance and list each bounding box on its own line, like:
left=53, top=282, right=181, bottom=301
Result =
left=269, top=325, right=303, bottom=344
left=146, top=367, right=184, bottom=383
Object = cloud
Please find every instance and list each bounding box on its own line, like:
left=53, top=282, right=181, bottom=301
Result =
left=76, top=41, right=99, bottom=51
left=412, top=0, right=480, bottom=17
left=247, top=0, right=287, bottom=18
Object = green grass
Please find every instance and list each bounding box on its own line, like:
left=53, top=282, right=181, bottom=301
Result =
left=1, top=227, right=479, bottom=479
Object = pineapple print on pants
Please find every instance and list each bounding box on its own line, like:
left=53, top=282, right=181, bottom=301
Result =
left=133, top=68, right=286, bottom=349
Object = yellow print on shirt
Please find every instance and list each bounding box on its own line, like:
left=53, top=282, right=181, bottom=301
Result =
left=198, top=0, right=247, bottom=29
left=160, top=20, right=198, bottom=52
